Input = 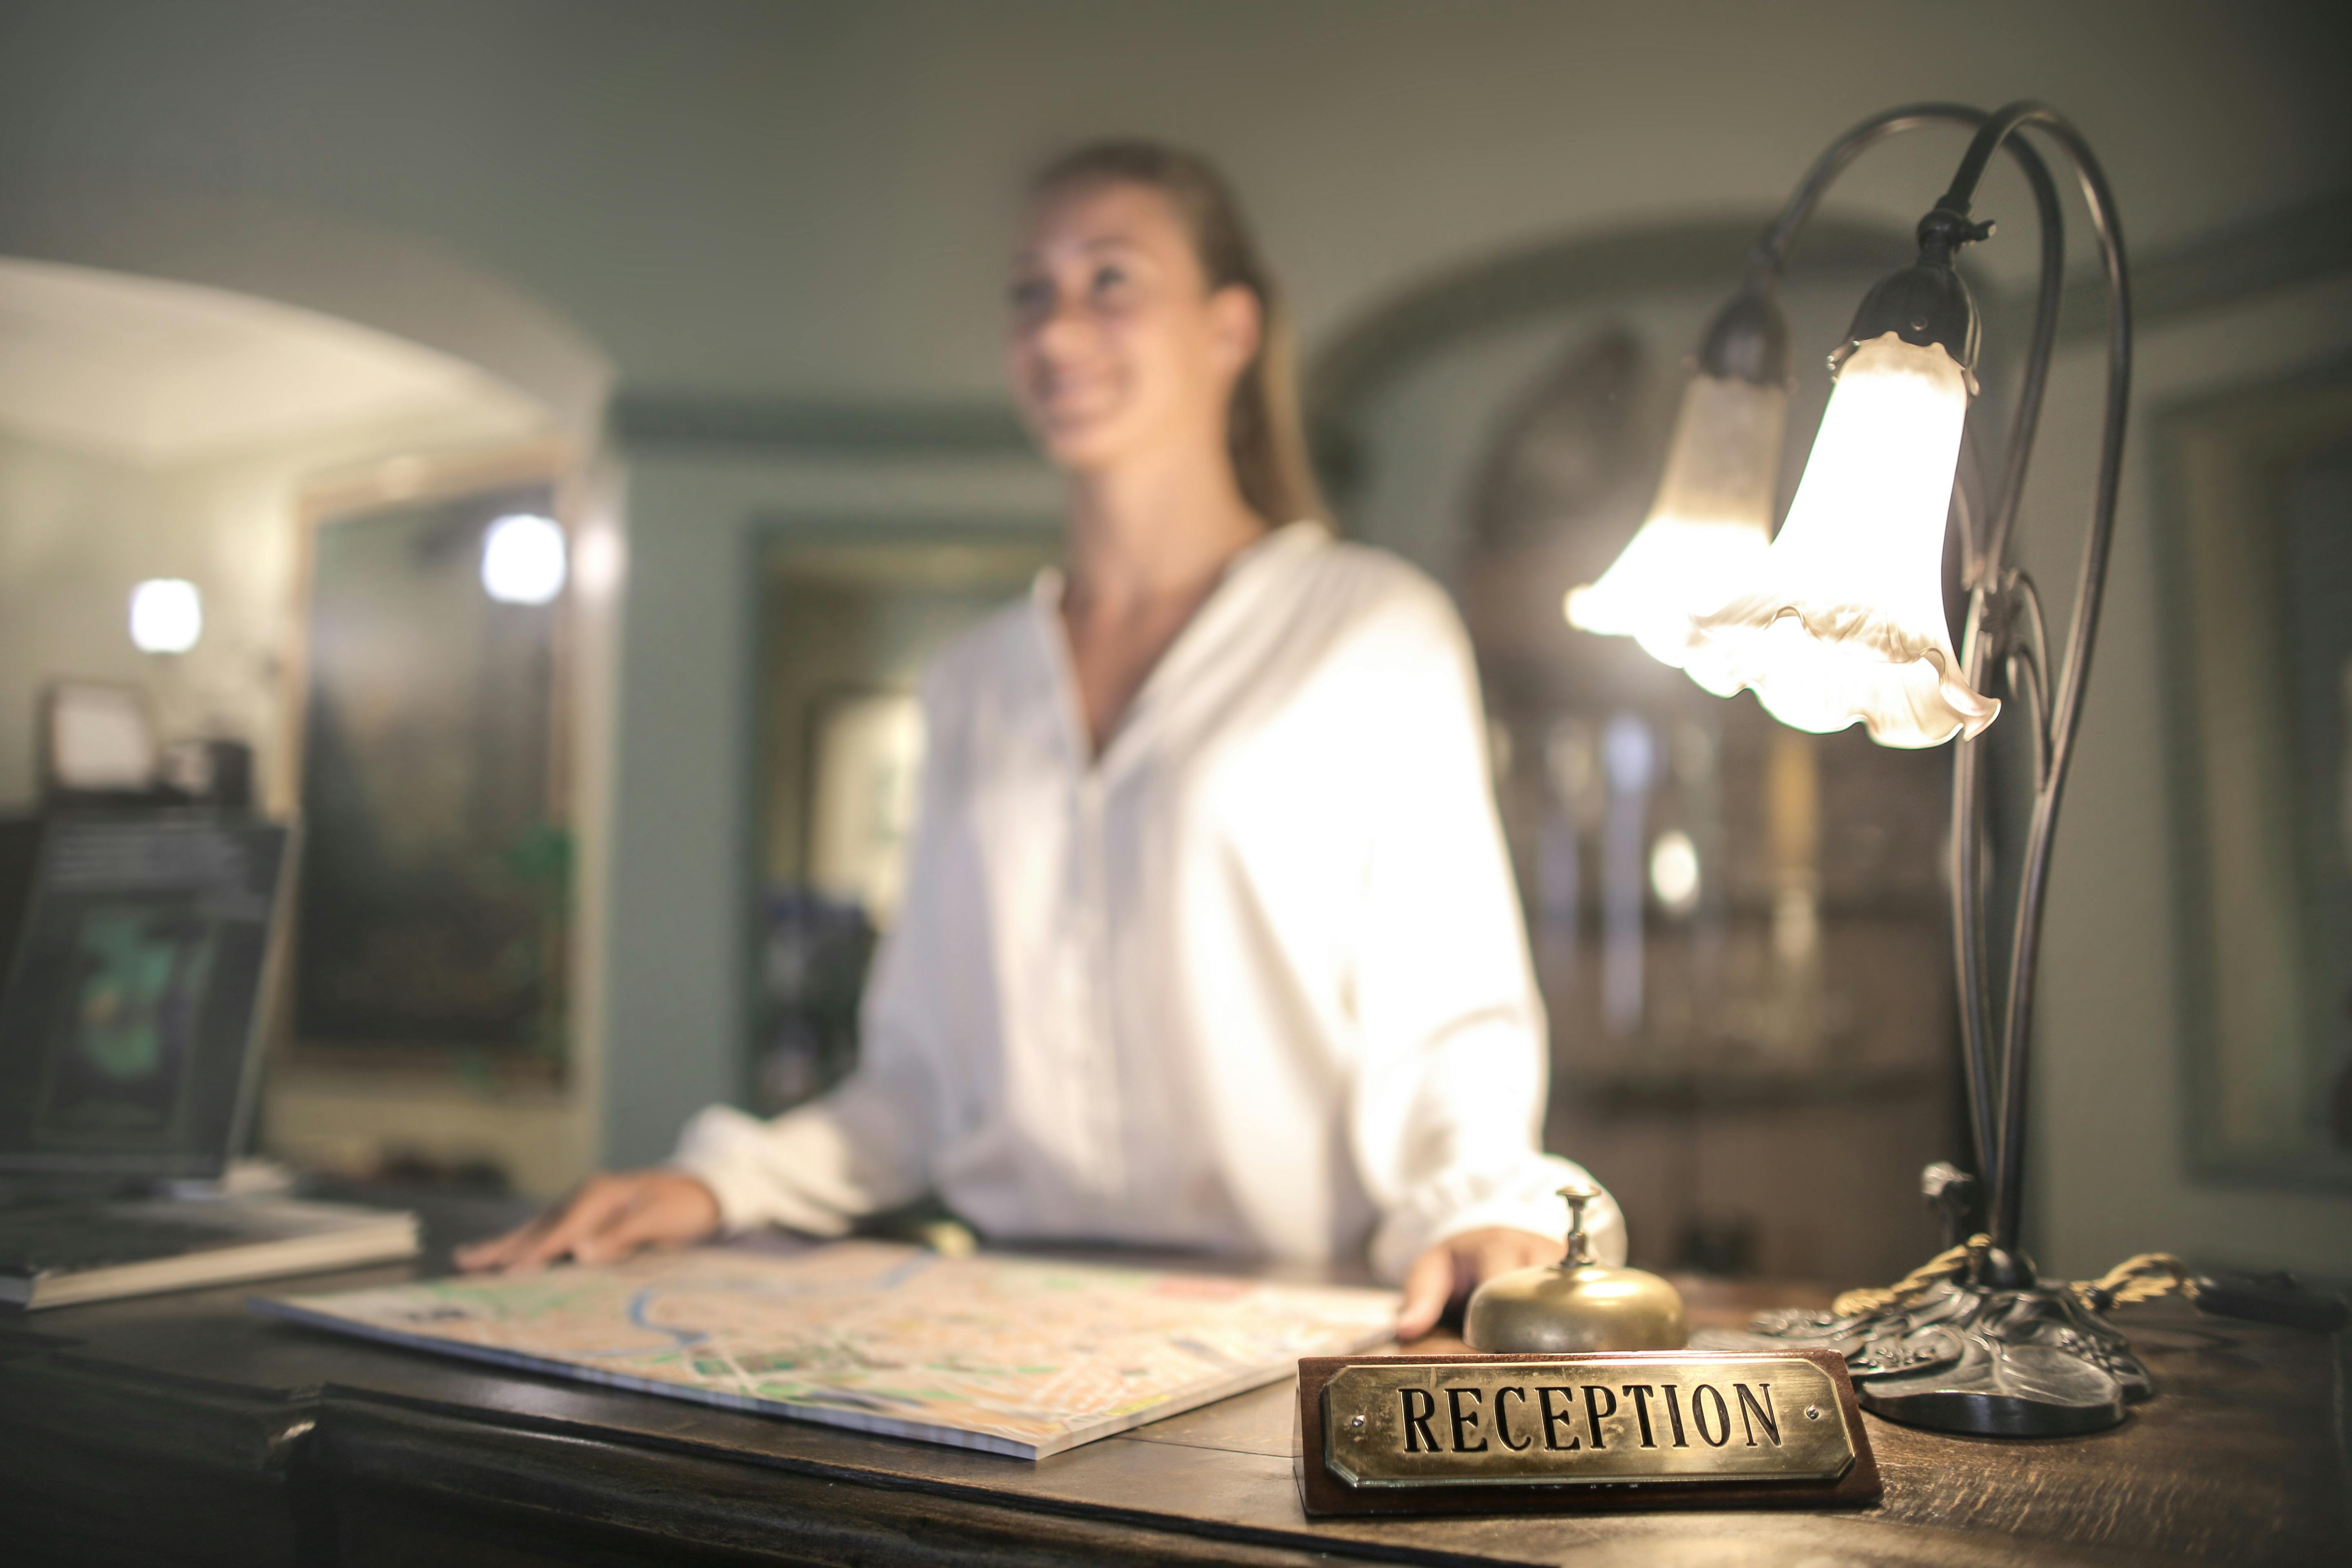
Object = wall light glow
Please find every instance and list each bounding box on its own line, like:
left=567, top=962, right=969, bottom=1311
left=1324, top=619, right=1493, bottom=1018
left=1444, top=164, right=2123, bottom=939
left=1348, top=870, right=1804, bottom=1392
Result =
left=1648, top=829, right=1701, bottom=915
left=481, top=513, right=568, bottom=605
left=129, top=578, right=203, bottom=654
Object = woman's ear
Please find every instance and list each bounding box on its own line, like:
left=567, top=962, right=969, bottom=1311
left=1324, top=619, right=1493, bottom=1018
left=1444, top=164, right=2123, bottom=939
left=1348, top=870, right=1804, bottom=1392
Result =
left=1207, top=283, right=1263, bottom=381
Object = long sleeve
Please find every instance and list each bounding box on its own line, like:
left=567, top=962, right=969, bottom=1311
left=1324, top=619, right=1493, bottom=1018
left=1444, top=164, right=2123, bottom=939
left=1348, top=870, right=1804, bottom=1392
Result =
left=1343, top=590, right=1627, bottom=1283
left=670, top=681, right=957, bottom=1236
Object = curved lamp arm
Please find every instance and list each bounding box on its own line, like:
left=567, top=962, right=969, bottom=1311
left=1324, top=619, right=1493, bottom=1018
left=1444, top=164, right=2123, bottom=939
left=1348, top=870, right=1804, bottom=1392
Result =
left=1932, top=102, right=2134, bottom=1264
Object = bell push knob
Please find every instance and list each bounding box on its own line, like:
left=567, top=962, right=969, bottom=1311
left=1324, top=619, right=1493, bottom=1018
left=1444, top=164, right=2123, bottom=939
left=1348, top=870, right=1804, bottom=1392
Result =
left=1463, top=1184, right=1687, bottom=1353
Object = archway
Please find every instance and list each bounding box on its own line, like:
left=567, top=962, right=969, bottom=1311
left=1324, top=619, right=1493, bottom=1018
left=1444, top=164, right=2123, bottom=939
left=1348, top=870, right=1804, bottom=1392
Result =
left=0, top=214, right=617, bottom=1198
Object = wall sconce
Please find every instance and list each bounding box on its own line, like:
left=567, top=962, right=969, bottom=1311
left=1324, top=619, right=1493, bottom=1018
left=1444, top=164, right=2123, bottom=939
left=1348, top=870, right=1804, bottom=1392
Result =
left=480, top=512, right=568, bottom=605
left=1616, top=103, right=2144, bottom=1438
left=129, top=577, right=203, bottom=655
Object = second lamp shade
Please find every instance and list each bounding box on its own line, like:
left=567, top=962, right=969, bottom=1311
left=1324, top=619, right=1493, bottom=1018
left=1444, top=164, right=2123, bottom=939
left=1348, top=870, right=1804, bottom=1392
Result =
left=1566, top=372, right=1786, bottom=668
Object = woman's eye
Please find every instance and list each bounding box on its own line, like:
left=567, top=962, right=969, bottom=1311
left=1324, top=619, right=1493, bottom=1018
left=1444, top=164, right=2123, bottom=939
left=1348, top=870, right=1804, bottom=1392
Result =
left=1090, top=264, right=1130, bottom=296
left=1009, top=277, right=1054, bottom=314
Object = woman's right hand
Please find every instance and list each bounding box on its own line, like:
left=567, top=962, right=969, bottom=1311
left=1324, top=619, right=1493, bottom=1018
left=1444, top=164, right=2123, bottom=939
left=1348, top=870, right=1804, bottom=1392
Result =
left=454, top=1168, right=722, bottom=1272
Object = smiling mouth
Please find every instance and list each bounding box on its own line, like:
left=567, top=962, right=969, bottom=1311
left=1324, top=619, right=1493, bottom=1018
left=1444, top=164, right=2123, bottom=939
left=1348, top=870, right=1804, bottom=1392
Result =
left=1031, top=376, right=1118, bottom=422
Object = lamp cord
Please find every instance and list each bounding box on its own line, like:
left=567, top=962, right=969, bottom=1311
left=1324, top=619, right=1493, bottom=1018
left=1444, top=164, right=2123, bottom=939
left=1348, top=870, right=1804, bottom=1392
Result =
left=1830, top=1239, right=2190, bottom=1320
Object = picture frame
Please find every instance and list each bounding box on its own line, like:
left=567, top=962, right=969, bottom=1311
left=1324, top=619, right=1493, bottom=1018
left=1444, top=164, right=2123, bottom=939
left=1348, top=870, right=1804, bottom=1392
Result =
left=2155, top=360, right=2352, bottom=1188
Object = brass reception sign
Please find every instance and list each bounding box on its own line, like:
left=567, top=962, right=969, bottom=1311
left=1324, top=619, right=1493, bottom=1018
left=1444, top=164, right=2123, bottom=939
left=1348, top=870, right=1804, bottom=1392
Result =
left=1295, top=1350, right=1879, bottom=1517
left=1324, top=1355, right=1851, bottom=1486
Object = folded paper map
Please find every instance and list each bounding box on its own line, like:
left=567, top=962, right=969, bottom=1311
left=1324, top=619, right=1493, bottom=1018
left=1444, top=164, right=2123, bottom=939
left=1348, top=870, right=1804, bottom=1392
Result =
left=255, top=1239, right=1399, bottom=1457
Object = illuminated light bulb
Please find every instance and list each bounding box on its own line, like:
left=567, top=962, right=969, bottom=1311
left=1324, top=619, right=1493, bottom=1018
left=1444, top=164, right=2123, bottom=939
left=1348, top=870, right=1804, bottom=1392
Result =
left=1683, top=332, right=1997, bottom=748
left=481, top=513, right=568, bottom=605
left=1566, top=372, right=1787, bottom=667
left=129, top=578, right=203, bottom=654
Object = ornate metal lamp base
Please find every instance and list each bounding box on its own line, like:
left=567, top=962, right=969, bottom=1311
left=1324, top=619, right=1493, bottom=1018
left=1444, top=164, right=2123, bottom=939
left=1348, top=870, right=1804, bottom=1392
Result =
left=1690, top=1270, right=2151, bottom=1437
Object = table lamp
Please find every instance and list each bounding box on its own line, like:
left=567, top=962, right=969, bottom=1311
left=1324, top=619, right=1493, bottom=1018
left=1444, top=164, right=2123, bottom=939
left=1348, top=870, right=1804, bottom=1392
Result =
left=1574, top=102, right=2149, bottom=1437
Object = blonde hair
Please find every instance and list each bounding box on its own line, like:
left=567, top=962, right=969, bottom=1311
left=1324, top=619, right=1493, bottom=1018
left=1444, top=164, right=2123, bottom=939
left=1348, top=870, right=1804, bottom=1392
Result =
left=1030, top=139, right=1325, bottom=528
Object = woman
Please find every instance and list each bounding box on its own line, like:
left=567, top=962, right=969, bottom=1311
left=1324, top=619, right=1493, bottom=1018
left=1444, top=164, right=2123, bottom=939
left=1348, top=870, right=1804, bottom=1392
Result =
left=461, top=140, right=1624, bottom=1339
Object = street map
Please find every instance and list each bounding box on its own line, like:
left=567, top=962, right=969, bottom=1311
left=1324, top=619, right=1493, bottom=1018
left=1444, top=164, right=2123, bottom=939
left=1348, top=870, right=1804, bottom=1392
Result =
left=256, top=1239, right=1399, bottom=1456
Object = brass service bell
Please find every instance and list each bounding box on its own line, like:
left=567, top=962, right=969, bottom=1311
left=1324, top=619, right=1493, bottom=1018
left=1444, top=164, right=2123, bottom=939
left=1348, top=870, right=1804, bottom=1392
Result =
left=1463, top=1184, right=1687, bottom=1353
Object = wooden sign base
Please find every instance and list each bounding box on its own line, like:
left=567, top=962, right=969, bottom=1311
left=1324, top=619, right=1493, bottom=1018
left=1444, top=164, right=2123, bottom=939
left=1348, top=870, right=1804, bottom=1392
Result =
left=1295, top=1349, right=1880, bottom=1517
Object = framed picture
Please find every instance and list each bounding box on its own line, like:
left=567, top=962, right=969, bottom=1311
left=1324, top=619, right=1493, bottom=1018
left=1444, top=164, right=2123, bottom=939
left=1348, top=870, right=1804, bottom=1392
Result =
left=39, top=680, right=158, bottom=800
left=804, top=688, right=926, bottom=930
left=2156, top=361, right=2352, bottom=1187
left=276, top=444, right=577, bottom=1082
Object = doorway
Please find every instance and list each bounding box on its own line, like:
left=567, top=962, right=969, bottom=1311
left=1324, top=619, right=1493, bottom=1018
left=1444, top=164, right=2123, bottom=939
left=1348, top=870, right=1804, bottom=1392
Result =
left=747, top=526, right=1059, bottom=1115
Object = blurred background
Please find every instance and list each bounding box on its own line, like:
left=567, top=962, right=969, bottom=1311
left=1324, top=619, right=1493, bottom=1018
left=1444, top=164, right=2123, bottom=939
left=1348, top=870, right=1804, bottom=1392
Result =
left=0, top=0, right=2346, bottom=1287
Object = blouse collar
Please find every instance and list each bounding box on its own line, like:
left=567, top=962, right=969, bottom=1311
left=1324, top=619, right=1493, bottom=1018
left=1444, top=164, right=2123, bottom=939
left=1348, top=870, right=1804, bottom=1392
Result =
left=1030, top=519, right=1331, bottom=773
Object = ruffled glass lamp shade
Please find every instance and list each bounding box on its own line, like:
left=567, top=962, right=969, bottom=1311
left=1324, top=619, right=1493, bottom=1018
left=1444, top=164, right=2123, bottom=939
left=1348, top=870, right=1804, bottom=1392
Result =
left=1566, top=372, right=1788, bottom=668
left=1682, top=332, right=1998, bottom=748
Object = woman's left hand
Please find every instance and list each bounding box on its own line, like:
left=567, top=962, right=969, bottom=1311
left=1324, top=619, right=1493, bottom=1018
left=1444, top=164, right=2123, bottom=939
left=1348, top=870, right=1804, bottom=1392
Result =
left=1396, top=1226, right=1564, bottom=1341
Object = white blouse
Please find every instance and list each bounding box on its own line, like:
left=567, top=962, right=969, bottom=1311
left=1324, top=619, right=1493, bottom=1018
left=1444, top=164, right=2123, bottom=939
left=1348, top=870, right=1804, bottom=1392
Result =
left=674, top=521, right=1625, bottom=1283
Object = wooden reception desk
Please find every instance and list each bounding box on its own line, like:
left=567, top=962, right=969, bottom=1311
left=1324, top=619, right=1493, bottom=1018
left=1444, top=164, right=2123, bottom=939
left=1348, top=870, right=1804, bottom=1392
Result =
left=1, top=1192, right=2343, bottom=1567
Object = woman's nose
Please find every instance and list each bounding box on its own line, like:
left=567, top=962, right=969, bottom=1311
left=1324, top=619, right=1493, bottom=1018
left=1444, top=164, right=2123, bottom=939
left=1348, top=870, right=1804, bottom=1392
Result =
left=1025, top=291, right=1096, bottom=358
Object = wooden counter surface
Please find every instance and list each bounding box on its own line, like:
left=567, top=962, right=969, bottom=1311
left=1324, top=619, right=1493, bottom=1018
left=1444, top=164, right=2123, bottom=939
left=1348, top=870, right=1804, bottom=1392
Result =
left=2, top=1195, right=2343, bottom=1567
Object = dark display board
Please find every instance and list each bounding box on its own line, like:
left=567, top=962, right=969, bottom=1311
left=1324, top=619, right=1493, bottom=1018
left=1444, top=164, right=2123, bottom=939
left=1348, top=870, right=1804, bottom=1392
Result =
left=0, top=816, right=288, bottom=1179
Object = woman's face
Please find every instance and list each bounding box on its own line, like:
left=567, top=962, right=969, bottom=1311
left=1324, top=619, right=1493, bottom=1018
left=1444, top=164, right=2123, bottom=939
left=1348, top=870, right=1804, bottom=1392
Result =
left=1007, top=179, right=1260, bottom=477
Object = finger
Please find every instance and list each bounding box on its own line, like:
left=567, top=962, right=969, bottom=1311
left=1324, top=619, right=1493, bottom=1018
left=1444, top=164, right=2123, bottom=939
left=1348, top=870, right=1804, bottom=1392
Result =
left=568, top=1188, right=674, bottom=1265
left=1474, top=1234, right=1549, bottom=1284
left=454, top=1208, right=563, bottom=1272
left=453, top=1234, right=514, bottom=1272
left=508, top=1181, right=636, bottom=1270
left=452, top=1232, right=512, bottom=1272
left=1395, top=1248, right=1457, bottom=1341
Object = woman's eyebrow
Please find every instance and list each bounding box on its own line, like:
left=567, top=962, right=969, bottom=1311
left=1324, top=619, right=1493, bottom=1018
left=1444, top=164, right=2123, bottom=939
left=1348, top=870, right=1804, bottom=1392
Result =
left=1018, top=235, right=1145, bottom=263
left=1010, top=234, right=1151, bottom=278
